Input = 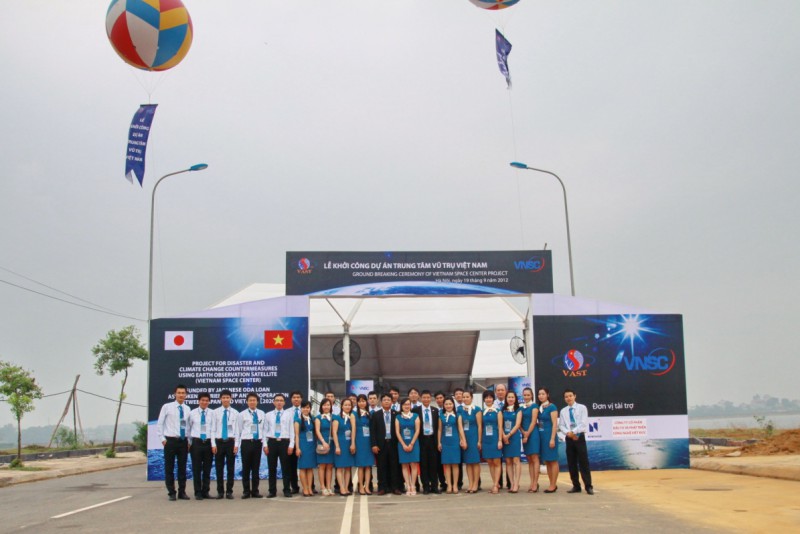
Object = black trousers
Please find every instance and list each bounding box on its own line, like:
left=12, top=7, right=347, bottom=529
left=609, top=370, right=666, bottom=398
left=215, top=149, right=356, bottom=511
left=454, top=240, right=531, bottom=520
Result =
left=215, top=439, right=236, bottom=494
left=163, top=437, right=188, bottom=495
left=419, top=435, right=439, bottom=491
left=240, top=439, right=262, bottom=495
left=289, top=444, right=300, bottom=492
left=566, top=434, right=593, bottom=490
left=375, top=439, right=400, bottom=492
left=267, top=438, right=291, bottom=495
left=190, top=438, right=212, bottom=495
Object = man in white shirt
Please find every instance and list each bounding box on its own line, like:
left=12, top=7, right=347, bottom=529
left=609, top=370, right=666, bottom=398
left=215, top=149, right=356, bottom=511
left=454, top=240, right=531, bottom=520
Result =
left=408, top=387, right=422, bottom=408
left=415, top=390, right=440, bottom=494
left=156, top=384, right=191, bottom=501
left=263, top=393, right=296, bottom=498
left=558, top=388, right=594, bottom=494
left=236, top=392, right=266, bottom=499
left=493, top=383, right=511, bottom=489
left=286, top=391, right=303, bottom=494
left=326, top=391, right=341, bottom=415
left=368, top=391, right=380, bottom=413
left=212, top=389, right=239, bottom=499
left=187, top=392, right=214, bottom=499
left=389, top=387, right=401, bottom=412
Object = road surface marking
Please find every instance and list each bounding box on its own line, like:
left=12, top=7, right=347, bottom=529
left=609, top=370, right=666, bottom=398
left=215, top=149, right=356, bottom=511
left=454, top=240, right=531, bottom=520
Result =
left=51, top=496, right=132, bottom=519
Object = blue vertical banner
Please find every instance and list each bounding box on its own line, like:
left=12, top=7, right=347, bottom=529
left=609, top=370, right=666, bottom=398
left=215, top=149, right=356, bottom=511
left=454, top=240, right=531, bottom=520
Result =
left=495, top=29, right=512, bottom=89
left=125, top=103, right=158, bottom=186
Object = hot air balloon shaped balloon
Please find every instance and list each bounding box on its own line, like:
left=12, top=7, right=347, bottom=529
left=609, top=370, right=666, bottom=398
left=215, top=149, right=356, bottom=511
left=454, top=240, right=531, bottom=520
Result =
left=106, top=0, right=194, bottom=71
left=469, top=0, right=521, bottom=10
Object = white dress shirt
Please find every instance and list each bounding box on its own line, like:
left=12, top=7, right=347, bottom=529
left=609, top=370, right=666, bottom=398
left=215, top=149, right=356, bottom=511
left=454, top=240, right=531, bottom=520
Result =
left=558, top=402, right=589, bottom=441
left=212, top=405, right=240, bottom=447
left=156, top=401, right=191, bottom=442
left=263, top=409, right=296, bottom=448
left=236, top=408, right=266, bottom=449
left=187, top=407, right=215, bottom=440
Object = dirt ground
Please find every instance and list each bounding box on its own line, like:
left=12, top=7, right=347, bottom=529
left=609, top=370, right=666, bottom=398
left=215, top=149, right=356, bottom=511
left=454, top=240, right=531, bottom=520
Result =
left=740, top=428, right=800, bottom=455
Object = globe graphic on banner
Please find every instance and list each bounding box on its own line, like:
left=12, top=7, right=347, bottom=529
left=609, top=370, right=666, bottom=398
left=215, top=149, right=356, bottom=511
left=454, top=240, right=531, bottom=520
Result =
left=311, top=281, right=519, bottom=296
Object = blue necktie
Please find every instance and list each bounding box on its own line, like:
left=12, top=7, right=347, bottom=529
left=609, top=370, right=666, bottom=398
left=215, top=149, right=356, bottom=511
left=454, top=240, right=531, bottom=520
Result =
left=222, top=409, right=228, bottom=440
left=569, top=407, right=575, bottom=424
left=275, top=411, right=282, bottom=438
left=200, top=410, right=206, bottom=440
left=384, top=411, right=390, bottom=439
left=252, top=410, right=259, bottom=439
left=178, top=405, right=185, bottom=438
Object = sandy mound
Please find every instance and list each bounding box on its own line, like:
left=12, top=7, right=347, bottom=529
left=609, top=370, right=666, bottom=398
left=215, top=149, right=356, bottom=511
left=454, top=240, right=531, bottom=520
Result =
left=739, top=429, right=800, bottom=456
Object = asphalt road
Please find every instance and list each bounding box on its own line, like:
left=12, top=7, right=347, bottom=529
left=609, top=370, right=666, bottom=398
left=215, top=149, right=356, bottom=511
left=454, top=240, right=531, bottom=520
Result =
left=0, top=465, right=719, bottom=534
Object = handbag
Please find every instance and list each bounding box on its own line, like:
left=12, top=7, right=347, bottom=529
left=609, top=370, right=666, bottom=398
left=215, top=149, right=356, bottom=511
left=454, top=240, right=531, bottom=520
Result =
left=316, top=419, right=331, bottom=454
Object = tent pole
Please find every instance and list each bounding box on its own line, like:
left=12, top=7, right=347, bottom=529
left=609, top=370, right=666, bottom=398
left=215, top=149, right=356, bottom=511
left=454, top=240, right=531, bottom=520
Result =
left=525, top=304, right=535, bottom=386
left=343, top=327, right=351, bottom=383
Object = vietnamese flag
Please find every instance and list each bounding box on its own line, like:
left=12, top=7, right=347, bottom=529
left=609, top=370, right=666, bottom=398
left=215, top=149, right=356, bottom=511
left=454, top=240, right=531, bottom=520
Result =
left=265, top=330, right=293, bottom=349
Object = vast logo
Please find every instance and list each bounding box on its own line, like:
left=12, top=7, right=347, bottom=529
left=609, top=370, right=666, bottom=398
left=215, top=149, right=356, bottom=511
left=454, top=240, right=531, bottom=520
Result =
left=513, top=256, right=545, bottom=273
left=296, top=258, right=314, bottom=275
left=551, top=349, right=594, bottom=377
left=616, top=347, right=676, bottom=376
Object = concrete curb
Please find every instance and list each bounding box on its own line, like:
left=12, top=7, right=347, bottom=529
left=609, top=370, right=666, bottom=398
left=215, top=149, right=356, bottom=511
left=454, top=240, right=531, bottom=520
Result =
left=691, top=457, right=800, bottom=482
left=0, top=455, right=146, bottom=488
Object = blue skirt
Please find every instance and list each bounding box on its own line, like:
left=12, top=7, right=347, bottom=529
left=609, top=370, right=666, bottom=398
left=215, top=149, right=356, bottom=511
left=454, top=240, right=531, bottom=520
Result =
left=538, top=426, right=558, bottom=462
left=523, top=428, right=541, bottom=456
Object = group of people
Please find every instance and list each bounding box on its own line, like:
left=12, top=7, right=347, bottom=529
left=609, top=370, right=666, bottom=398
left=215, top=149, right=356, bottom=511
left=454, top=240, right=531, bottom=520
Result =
left=156, top=383, right=594, bottom=501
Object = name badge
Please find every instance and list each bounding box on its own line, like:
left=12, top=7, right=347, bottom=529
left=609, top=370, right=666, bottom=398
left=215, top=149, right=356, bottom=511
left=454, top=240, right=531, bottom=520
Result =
left=362, top=426, right=370, bottom=437
left=486, top=425, right=494, bottom=437
left=250, top=423, right=259, bottom=433
left=200, top=424, right=207, bottom=434
left=444, top=426, right=453, bottom=438
left=180, top=419, right=187, bottom=429
left=504, top=421, right=512, bottom=432
left=403, top=428, right=411, bottom=440
left=306, top=431, right=314, bottom=443
left=537, top=420, right=544, bottom=429
left=228, top=422, right=234, bottom=430
left=463, top=421, right=470, bottom=432
left=570, top=423, right=577, bottom=431
left=344, top=430, right=352, bottom=441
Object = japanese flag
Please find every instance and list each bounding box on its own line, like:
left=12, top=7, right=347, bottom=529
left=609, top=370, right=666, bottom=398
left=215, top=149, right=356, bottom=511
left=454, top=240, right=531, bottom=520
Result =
left=165, top=331, right=193, bottom=351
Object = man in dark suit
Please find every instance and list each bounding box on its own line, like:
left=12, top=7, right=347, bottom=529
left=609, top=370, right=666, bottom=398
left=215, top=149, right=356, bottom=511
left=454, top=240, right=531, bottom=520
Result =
left=371, top=393, right=401, bottom=495
left=413, top=390, right=440, bottom=494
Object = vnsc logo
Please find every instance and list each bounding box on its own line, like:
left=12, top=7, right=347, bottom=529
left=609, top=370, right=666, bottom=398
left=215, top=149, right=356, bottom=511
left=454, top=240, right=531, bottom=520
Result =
left=296, top=258, right=314, bottom=275
left=588, top=421, right=599, bottom=433
left=615, top=347, right=676, bottom=376
left=513, top=256, right=545, bottom=273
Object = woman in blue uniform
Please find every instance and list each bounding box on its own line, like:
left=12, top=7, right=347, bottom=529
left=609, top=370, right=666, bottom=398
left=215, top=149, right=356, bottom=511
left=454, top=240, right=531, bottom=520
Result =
left=394, top=398, right=420, bottom=496
left=501, top=391, right=523, bottom=493
left=520, top=387, right=541, bottom=493
left=332, top=398, right=356, bottom=496
left=315, top=399, right=335, bottom=496
left=457, top=390, right=482, bottom=493
left=481, top=390, right=503, bottom=494
left=294, top=400, right=317, bottom=497
left=438, top=398, right=463, bottom=494
left=537, top=387, right=560, bottom=493
left=354, top=394, right=374, bottom=495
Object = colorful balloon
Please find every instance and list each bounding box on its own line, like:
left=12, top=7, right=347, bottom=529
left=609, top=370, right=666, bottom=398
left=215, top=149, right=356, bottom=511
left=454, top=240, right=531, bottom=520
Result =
left=106, top=0, right=193, bottom=71
left=468, top=0, right=521, bottom=9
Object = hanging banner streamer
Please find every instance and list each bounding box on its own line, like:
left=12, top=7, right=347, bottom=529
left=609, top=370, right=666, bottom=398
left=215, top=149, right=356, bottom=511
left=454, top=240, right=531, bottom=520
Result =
left=125, top=104, right=158, bottom=186
left=495, top=29, right=512, bottom=89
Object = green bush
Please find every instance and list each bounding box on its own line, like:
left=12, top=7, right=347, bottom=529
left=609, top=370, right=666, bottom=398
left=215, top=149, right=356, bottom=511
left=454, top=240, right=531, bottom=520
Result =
left=9, top=458, right=22, bottom=468
left=133, top=421, right=147, bottom=455
left=104, top=448, right=116, bottom=458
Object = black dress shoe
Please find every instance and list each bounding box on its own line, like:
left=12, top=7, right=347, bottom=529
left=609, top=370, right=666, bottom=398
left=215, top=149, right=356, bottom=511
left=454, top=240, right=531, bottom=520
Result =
left=241, top=493, right=251, bottom=499
left=567, top=487, right=582, bottom=494
left=377, top=490, right=386, bottom=496
left=226, top=493, right=234, bottom=500
left=168, top=495, right=177, bottom=501
left=202, top=492, right=211, bottom=499
left=251, top=492, right=262, bottom=499
left=195, top=494, right=204, bottom=500
left=178, top=493, right=190, bottom=500
left=432, top=489, right=441, bottom=494
left=267, top=493, right=277, bottom=498
left=291, top=488, right=300, bottom=494
left=422, top=489, right=430, bottom=495
left=284, top=491, right=292, bottom=498
left=392, top=489, right=403, bottom=495
left=586, top=488, right=594, bottom=495
left=544, top=487, right=558, bottom=494
left=216, top=493, right=224, bottom=500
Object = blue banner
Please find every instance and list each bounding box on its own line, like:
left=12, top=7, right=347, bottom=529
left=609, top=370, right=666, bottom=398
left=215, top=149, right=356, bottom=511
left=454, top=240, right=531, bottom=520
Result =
left=495, top=29, right=512, bottom=89
left=125, top=104, right=158, bottom=186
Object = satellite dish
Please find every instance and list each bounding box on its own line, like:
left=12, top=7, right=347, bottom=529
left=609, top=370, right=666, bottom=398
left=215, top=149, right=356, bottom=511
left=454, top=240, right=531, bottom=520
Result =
left=332, top=339, right=361, bottom=367
left=510, top=336, right=526, bottom=364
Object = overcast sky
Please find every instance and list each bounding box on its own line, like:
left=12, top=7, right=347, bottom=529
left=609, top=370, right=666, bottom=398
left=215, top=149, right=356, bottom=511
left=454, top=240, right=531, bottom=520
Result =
left=1, top=1, right=798, bottom=429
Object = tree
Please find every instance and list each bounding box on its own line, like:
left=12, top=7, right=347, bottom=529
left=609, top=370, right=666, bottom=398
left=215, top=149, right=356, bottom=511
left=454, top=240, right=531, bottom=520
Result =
left=92, top=325, right=148, bottom=457
left=0, top=361, right=43, bottom=467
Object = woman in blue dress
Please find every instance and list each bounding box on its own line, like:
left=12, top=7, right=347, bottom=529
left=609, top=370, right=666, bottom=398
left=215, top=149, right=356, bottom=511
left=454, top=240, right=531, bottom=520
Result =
left=537, top=387, right=560, bottom=493
left=294, top=400, right=317, bottom=497
left=438, top=398, right=463, bottom=494
left=457, top=390, right=482, bottom=493
left=354, top=394, right=374, bottom=495
left=481, top=390, right=503, bottom=494
left=520, top=387, right=541, bottom=493
left=314, top=399, right=335, bottom=496
left=394, top=398, right=420, bottom=496
left=332, top=398, right=356, bottom=496
left=501, top=391, right=523, bottom=493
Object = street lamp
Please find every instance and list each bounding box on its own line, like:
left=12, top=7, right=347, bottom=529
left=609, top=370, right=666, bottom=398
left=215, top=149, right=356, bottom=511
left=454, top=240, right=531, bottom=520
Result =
left=148, top=163, right=209, bottom=323
left=510, top=161, right=575, bottom=296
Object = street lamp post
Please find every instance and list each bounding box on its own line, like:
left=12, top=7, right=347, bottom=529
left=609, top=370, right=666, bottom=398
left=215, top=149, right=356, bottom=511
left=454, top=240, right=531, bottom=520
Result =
left=510, top=161, right=575, bottom=297
left=148, top=163, right=209, bottom=323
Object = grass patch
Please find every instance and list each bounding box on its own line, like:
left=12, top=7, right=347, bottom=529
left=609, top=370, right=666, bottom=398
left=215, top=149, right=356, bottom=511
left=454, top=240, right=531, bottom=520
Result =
left=6, top=465, right=48, bottom=472
left=689, top=427, right=771, bottom=440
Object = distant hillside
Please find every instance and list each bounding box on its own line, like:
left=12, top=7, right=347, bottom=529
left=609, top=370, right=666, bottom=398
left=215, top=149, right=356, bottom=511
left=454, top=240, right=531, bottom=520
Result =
left=690, top=394, right=800, bottom=417
left=0, top=423, right=138, bottom=448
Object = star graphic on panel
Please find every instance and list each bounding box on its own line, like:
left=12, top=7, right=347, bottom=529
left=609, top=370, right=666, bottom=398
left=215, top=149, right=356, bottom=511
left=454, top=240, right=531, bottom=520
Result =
left=272, top=334, right=284, bottom=346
